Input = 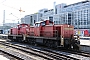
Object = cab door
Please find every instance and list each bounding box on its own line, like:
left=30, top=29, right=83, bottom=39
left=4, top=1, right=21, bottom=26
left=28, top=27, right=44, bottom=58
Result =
left=34, top=23, right=40, bottom=36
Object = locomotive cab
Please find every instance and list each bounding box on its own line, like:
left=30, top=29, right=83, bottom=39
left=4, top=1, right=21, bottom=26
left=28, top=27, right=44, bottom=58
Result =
left=17, top=24, right=30, bottom=35
left=35, top=20, right=53, bottom=37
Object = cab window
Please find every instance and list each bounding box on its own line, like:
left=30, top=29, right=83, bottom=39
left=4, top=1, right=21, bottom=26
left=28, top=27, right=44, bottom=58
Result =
left=41, top=22, right=45, bottom=26
left=19, top=25, right=22, bottom=28
left=35, top=23, right=40, bottom=27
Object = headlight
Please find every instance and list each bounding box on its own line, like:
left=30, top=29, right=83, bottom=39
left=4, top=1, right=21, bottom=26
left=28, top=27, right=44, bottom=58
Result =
left=78, top=38, right=80, bottom=40
left=75, top=39, right=77, bottom=40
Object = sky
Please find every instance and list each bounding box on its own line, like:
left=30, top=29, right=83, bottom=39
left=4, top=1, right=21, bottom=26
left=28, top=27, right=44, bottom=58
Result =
left=0, top=0, right=85, bottom=25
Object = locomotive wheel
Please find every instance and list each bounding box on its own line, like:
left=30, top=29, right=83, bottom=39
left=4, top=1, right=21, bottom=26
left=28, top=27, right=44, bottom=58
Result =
left=28, top=39, right=31, bottom=44
left=43, top=40, right=58, bottom=48
left=43, top=40, right=46, bottom=45
left=12, top=39, right=14, bottom=42
left=48, top=40, right=51, bottom=48
left=54, top=42, right=58, bottom=48
left=73, top=44, right=79, bottom=50
left=19, top=39, right=21, bottom=42
left=33, top=39, right=36, bottom=46
left=64, top=44, right=69, bottom=49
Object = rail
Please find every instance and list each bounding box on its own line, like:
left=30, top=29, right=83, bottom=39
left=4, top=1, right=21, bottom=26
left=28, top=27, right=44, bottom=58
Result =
left=0, top=41, right=79, bottom=60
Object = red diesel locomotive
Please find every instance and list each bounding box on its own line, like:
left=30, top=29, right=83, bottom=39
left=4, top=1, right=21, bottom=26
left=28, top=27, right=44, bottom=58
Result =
left=8, top=20, right=80, bottom=50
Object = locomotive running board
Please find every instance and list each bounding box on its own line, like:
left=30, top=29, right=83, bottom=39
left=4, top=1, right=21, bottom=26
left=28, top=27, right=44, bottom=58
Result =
left=27, top=36, right=58, bottom=40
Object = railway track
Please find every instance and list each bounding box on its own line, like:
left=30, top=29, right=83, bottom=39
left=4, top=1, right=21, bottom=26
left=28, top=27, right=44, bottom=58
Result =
left=10, top=41, right=90, bottom=60
left=60, top=49, right=90, bottom=57
left=9, top=44, right=78, bottom=60
left=0, top=50, right=23, bottom=60
left=43, top=48, right=90, bottom=60
left=0, top=41, right=79, bottom=60
left=0, top=44, right=34, bottom=60
left=0, top=42, right=52, bottom=60
left=28, top=45, right=90, bottom=60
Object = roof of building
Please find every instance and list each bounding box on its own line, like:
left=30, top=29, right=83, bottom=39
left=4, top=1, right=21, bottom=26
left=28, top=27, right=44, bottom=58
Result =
left=64, top=0, right=89, bottom=8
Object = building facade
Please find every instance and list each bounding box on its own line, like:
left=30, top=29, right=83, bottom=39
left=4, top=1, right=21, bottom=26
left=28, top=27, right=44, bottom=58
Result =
left=21, top=0, right=90, bottom=29
left=55, top=0, right=90, bottom=29
left=41, top=9, right=54, bottom=22
left=21, top=13, right=42, bottom=26
left=21, top=8, right=54, bottom=26
left=33, top=13, right=42, bottom=23
left=24, top=15, right=33, bottom=25
left=21, top=18, right=25, bottom=23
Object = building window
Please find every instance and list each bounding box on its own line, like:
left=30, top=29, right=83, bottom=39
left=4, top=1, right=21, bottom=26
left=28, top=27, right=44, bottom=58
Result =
left=34, top=20, right=35, bottom=23
left=30, top=16, right=33, bottom=25
left=75, top=22, right=77, bottom=25
left=55, top=7, right=57, bottom=14
left=84, top=22, right=86, bottom=25
left=40, top=14, right=42, bottom=17
left=49, top=17, right=53, bottom=21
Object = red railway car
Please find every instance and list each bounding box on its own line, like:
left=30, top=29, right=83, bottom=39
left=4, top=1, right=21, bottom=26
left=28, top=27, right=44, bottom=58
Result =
left=10, top=28, right=18, bottom=35
left=84, top=30, right=89, bottom=36
left=29, top=26, right=34, bottom=36
left=8, top=20, right=80, bottom=50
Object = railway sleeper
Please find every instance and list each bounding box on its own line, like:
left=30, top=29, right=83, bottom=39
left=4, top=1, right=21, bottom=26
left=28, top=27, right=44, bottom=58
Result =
left=26, top=37, right=36, bottom=46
